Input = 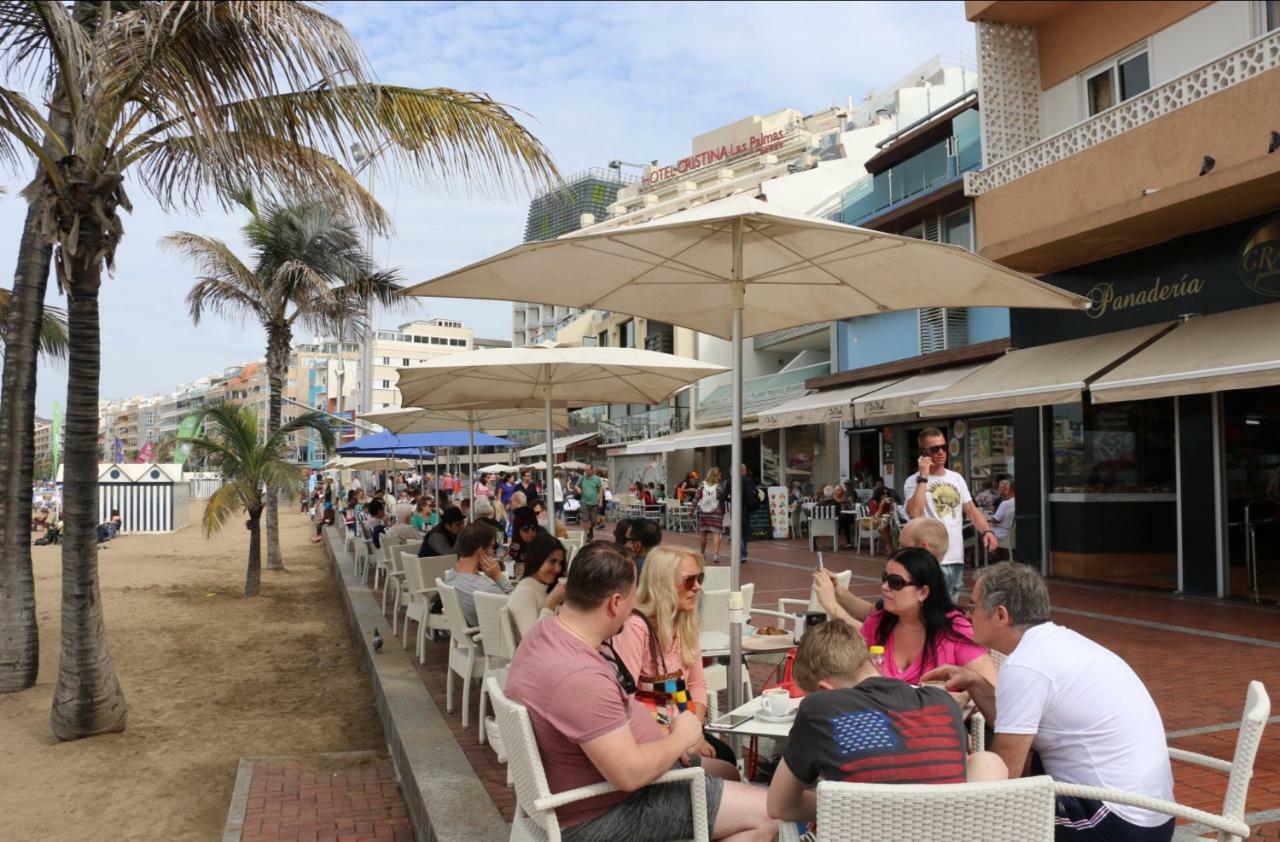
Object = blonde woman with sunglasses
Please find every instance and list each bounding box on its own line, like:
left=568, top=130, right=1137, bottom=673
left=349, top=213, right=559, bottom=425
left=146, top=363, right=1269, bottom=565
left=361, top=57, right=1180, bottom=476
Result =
left=609, top=546, right=739, bottom=775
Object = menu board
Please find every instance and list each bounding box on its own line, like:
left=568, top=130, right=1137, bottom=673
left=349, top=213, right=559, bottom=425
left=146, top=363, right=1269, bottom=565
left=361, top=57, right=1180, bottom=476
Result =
left=767, top=486, right=790, bottom=539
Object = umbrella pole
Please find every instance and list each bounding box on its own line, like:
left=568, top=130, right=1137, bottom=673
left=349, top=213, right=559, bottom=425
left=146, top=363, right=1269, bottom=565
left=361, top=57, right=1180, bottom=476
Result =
left=728, top=218, right=746, bottom=714
left=545, top=397, right=555, bottom=531
left=468, top=421, right=476, bottom=522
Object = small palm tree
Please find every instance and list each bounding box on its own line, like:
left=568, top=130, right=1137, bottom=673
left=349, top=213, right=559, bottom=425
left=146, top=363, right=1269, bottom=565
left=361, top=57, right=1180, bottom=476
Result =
left=166, top=195, right=402, bottom=573
left=180, top=403, right=334, bottom=598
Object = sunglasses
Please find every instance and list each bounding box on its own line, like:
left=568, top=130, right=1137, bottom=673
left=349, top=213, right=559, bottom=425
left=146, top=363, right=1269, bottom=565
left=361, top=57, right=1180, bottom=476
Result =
left=519, top=525, right=537, bottom=532
left=881, top=570, right=916, bottom=590
left=679, top=572, right=706, bottom=591
left=924, top=444, right=948, bottom=455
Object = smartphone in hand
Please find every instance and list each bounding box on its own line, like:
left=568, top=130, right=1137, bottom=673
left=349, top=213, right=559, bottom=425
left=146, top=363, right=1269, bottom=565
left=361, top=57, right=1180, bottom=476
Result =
left=817, top=551, right=824, bottom=569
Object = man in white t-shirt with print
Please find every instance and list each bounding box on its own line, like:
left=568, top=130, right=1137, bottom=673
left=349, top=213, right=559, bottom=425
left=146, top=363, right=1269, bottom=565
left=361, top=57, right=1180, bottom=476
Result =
left=903, top=427, right=997, bottom=604
left=924, top=562, right=1175, bottom=842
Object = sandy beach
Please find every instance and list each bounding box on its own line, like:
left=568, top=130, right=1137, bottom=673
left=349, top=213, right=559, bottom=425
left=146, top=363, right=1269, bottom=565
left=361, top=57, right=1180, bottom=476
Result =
left=0, top=504, right=383, bottom=841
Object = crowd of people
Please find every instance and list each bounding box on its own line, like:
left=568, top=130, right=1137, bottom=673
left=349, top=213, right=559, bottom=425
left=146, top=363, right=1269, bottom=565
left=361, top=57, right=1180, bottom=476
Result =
left=326, top=429, right=1174, bottom=841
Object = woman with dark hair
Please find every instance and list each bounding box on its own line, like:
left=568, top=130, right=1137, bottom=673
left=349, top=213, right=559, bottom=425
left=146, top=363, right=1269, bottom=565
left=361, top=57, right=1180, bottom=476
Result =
left=506, top=506, right=540, bottom=565
left=815, top=546, right=996, bottom=685
left=507, top=531, right=566, bottom=639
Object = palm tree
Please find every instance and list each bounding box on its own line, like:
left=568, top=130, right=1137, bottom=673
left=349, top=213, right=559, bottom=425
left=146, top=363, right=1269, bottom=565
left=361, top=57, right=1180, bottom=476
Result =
left=0, top=288, right=69, bottom=359
left=0, top=1, right=557, bottom=736
left=166, top=195, right=402, bottom=574
left=179, top=404, right=334, bottom=598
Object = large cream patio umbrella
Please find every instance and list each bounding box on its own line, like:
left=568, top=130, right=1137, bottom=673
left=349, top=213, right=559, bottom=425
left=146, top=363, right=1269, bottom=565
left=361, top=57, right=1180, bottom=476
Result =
left=405, top=193, right=1092, bottom=710
left=323, top=456, right=415, bottom=471
left=361, top=405, right=570, bottom=520
left=394, top=344, right=726, bottom=521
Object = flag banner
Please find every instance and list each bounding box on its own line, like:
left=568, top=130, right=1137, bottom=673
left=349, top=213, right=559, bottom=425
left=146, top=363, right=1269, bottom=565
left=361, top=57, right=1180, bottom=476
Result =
left=172, top=414, right=201, bottom=466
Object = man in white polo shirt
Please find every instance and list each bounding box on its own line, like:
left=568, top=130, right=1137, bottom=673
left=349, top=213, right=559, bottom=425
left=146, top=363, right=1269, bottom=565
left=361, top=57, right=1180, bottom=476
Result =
left=904, top=427, right=998, bottom=604
left=924, top=562, right=1174, bottom=841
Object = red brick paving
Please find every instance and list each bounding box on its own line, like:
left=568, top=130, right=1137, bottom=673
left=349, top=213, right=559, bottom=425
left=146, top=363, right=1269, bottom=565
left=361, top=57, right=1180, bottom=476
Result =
left=237, top=756, right=413, bottom=842
left=369, top=532, right=1280, bottom=837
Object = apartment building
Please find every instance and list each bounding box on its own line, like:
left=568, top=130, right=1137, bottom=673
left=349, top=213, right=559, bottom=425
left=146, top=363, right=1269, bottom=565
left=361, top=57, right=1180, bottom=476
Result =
left=357, top=318, right=474, bottom=411
left=913, top=1, right=1280, bottom=602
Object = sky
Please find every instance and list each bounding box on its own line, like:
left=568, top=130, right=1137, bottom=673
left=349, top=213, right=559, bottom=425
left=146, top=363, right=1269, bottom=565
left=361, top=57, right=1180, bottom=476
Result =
left=3, top=1, right=975, bottom=417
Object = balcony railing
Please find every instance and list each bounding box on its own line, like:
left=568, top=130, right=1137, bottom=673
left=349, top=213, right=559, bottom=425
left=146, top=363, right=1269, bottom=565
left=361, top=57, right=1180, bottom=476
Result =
left=838, top=110, right=981, bottom=226
left=599, top=406, right=691, bottom=444
left=697, top=361, right=830, bottom=421
left=965, top=29, right=1280, bottom=195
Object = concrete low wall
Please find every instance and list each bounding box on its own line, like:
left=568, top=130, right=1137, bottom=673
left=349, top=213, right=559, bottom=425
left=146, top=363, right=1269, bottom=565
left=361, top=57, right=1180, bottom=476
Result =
left=324, top=531, right=508, bottom=842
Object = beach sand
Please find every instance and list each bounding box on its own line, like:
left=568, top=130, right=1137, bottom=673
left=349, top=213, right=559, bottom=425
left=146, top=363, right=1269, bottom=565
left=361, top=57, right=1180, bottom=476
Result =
left=0, top=503, right=383, bottom=841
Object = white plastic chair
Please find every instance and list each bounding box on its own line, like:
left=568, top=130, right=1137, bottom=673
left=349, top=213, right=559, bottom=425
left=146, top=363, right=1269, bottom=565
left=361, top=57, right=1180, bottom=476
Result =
left=810, top=776, right=1056, bottom=841
left=400, top=552, right=455, bottom=661
left=808, top=504, right=838, bottom=552
left=437, top=578, right=486, bottom=728
left=474, top=590, right=515, bottom=746
left=486, top=676, right=711, bottom=842
left=1055, top=680, right=1269, bottom=842
left=382, top=547, right=408, bottom=626
left=775, top=570, right=852, bottom=618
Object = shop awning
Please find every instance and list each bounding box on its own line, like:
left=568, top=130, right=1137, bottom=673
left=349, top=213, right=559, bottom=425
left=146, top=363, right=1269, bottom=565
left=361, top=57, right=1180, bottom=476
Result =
left=918, top=323, right=1174, bottom=417
left=625, top=423, right=760, bottom=455
left=1090, top=303, right=1280, bottom=404
left=517, top=431, right=600, bottom=458
left=758, top=379, right=901, bottom=430
left=853, top=365, right=983, bottom=425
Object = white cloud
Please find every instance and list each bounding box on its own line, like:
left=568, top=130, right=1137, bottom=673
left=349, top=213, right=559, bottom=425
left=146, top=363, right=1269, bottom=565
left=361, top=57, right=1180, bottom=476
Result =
left=3, top=0, right=973, bottom=415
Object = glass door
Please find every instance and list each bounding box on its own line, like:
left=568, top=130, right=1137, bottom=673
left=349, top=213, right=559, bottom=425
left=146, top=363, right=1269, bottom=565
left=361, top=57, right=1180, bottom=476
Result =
left=1223, top=387, right=1280, bottom=603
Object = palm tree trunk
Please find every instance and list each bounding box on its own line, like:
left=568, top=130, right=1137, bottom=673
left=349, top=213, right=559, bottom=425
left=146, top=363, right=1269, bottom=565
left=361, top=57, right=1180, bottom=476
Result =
left=0, top=212, right=54, bottom=693
left=50, top=235, right=127, bottom=740
left=264, top=325, right=291, bottom=571
left=0, top=65, right=78, bottom=692
left=245, top=506, right=264, bottom=597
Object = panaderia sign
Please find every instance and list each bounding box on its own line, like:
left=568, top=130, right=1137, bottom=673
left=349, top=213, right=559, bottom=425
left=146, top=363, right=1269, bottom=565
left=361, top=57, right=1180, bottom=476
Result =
left=1013, top=209, right=1280, bottom=346
left=645, top=129, right=790, bottom=186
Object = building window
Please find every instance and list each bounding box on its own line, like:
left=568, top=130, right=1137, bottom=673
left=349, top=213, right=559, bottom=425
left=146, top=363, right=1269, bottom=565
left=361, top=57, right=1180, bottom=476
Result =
left=1050, top=399, right=1175, bottom=494
left=620, top=319, right=636, bottom=349
left=597, top=330, right=609, bottom=348
left=449, top=338, right=466, bottom=346
left=381, top=356, right=390, bottom=365
left=431, top=336, right=444, bottom=345
left=380, top=379, right=391, bottom=389
left=1084, top=49, right=1150, bottom=117
left=402, top=358, right=410, bottom=367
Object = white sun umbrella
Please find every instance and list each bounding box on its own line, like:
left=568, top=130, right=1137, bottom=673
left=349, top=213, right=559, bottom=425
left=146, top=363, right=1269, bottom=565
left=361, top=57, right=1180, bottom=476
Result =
left=324, top=456, right=415, bottom=472
left=405, top=193, right=1091, bottom=710
left=394, top=344, right=726, bottom=523
left=478, top=463, right=514, bottom=474
left=361, top=405, right=570, bottom=520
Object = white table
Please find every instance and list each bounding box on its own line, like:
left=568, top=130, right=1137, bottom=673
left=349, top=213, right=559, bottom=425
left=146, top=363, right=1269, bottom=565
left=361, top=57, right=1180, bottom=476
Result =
left=705, top=694, right=801, bottom=739
left=700, top=628, right=794, bottom=659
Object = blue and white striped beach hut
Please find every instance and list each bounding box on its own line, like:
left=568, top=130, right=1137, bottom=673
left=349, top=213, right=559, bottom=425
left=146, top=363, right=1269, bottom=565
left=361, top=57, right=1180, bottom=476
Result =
left=57, top=463, right=191, bottom=534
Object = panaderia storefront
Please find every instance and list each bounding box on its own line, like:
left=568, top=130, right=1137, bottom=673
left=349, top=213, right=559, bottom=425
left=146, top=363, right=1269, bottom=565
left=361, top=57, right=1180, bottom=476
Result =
left=924, top=210, right=1280, bottom=602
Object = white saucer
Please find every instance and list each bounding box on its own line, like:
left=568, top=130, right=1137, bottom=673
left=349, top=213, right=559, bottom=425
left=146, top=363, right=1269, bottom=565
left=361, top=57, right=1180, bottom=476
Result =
left=754, top=708, right=797, bottom=724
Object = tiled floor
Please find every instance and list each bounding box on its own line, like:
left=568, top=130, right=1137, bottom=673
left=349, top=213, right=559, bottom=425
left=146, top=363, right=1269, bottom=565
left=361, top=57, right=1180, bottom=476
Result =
left=371, top=532, right=1280, bottom=837
left=233, top=755, right=413, bottom=842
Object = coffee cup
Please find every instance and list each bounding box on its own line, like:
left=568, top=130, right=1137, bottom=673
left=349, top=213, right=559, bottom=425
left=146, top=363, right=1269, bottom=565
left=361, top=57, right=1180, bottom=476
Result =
left=503, top=560, right=515, bottom=579
left=761, top=687, right=791, bottom=717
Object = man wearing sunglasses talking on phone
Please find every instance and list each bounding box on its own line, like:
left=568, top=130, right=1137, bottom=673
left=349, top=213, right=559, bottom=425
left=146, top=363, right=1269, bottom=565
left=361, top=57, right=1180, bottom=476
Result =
left=904, top=427, right=998, bottom=604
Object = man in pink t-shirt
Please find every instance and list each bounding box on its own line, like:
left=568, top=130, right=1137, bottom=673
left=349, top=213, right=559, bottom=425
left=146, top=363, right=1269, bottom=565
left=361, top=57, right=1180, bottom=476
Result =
left=505, top=542, right=775, bottom=842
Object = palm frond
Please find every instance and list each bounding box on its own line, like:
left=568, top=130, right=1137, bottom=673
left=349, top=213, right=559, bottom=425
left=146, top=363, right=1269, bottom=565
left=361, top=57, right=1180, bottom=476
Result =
left=202, top=481, right=257, bottom=536
left=162, top=232, right=269, bottom=325
left=129, top=132, right=389, bottom=234
left=0, top=287, right=69, bottom=360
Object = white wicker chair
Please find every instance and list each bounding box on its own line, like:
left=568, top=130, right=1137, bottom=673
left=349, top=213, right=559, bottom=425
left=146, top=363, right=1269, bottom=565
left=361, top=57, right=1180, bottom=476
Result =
left=437, top=579, right=486, bottom=728
left=400, top=552, right=455, bottom=661
left=701, top=584, right=755, bottom=718
left=1055, top=680, right=1269, bottom=842
left=486, top=676, right=711, bottom=842
left=701, top=566, right=730, bottom=593
left=474, top=590, right=515, bottom=746
left=812, top=776, right=1056, bottom=841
